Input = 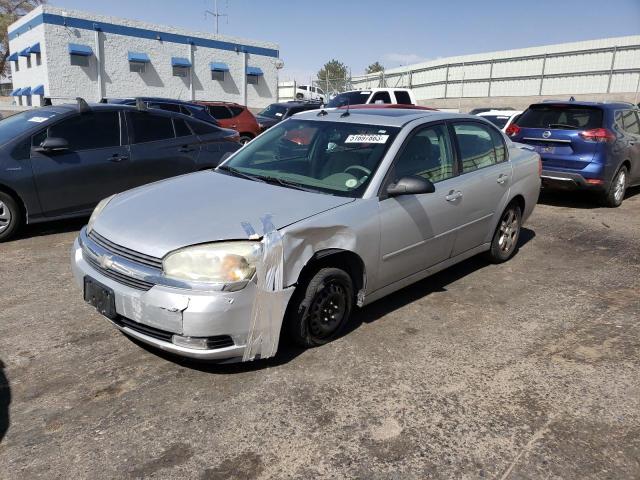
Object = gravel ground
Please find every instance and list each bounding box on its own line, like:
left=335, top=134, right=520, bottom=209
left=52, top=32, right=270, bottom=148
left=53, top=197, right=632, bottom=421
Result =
left=0, top=188, right=639, bottom=479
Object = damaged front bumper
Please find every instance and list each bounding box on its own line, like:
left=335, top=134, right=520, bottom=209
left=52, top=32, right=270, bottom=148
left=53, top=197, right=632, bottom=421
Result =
left=71, top=231, right=293, bottom=361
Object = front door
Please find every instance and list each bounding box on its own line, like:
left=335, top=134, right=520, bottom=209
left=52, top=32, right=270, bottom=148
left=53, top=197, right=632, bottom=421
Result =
left=448, top=121, right=513, bottom=256
left=377, top=123, right=463, bottom=287
left=30, top=111, right=131, bottom=217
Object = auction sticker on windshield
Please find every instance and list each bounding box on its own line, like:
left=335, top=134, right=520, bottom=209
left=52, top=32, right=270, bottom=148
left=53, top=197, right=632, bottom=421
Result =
left=345, top=134, right=389, bottom=144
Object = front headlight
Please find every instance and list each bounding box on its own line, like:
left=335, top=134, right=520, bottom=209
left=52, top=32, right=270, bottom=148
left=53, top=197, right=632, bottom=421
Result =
left=87, top=194, right=116, bottom=234
left=163, top=241, right=261, bottom=284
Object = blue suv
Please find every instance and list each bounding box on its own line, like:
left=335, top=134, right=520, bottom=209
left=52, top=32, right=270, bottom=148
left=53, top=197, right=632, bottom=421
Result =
left=506, top=101, right=640, bottom=207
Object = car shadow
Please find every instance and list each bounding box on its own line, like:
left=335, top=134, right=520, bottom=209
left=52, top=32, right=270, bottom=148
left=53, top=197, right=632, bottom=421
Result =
left=145, top=227, right=535, bottom=374
left=539, top=185, right=640, bottom=209
left=0, top=359, right=10, bottom=444
left=8, top=217, right=87, bottom=242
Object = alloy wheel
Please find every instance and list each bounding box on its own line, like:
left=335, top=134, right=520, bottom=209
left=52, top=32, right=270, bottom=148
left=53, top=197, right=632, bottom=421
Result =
left=614, top=170, right=626, bottom=204
left=498, top=208, right=519, bottom=253
left=0, top=200, right=11, bottom=235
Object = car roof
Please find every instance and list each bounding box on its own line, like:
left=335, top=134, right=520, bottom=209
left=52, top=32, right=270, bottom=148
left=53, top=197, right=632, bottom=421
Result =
left=197, top=101, right=243, bottom=107
left=531, top=100, right=637, bottom=110
left=293, top=108, right=476, bottom=127
left=478, top=110, right=522, bottom=116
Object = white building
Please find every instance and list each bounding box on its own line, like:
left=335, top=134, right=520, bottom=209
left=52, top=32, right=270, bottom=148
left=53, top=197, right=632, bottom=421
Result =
left=7, top=5, right=281, bottom=108
left=350, top=36, right=640, bottom=108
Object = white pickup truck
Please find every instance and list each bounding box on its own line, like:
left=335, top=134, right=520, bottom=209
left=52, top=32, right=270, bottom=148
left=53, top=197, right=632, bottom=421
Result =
left=326, top=88, right=417, bottom=108
left=295, top=85, right=326, bottom=102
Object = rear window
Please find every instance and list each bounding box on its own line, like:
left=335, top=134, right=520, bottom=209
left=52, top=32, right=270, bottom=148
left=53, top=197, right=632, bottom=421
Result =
left=394, top=91, right=412, bottom=105
left=188, top=120, right=220, bottom=136
left=481, top=115, right=511, bottom=129
left=208, top=105, right=232, bottom=119
left=518, top=105, right=603, bottom=130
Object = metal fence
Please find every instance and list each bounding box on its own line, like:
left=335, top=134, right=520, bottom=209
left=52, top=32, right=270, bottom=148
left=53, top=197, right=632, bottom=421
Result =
left=350, top=42, right=640, bottom=101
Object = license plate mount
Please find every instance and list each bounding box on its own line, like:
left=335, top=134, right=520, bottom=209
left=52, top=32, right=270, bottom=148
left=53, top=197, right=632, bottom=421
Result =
left=84, top=276, right=117, bottom=319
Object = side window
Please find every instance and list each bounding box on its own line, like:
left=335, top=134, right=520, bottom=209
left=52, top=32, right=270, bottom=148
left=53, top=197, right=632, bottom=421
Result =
left=179, top=105, right=193, bottom=117
left=148, top=102, right=181, bottom=113
left=621, top=110, right=640, bottom=135
left=394, top=91, right=412, bottom=105
left=48, top=112, right=120, bottom=150
left=488, top=126, right=507, bottom=163
left=188, top=120, right=220, bottom=136
left=174, top=118, right=192, bottom=137
left=130, top=112, right=175, bottom=143
left=299, top=85, right=307, bottom=91
left=208, top=105, right=233, bottom=119
left=453, top=123, right=499, bottom=173
left=229, top=106, right=244, bottom=117
left=31, top=129, right=48, bottom=147
left=392, top=124, right=455, bottom=183
left=317, top=87, right=324, bottom=95
left=371, top=91, right=391, bottom=104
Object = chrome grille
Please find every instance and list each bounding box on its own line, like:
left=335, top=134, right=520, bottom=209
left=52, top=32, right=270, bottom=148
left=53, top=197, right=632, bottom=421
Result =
left=89, top=230, right=163, bottom=270
left=86, top=256, right=155, bottom=291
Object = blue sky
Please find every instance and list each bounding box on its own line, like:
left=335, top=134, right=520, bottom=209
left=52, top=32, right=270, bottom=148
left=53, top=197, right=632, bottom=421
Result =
left=52, top=0, right=640, bottom=82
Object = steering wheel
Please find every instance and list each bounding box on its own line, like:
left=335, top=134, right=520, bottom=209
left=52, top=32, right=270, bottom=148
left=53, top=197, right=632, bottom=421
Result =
left=343, top=165, right=371, bottom=178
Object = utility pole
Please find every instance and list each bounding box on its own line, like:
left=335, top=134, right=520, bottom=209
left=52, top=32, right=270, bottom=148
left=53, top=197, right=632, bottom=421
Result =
left=205, top=0, right=228, bottom=35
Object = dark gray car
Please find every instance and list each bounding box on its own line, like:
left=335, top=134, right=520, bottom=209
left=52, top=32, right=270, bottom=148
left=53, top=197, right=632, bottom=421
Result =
left=0, top=102, right=240, bottom=241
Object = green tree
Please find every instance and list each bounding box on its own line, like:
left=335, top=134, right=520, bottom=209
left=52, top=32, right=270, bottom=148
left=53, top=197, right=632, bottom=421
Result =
left=317, top=59, right=349, bottom=93
left=365, top=61, right=384, bottom=74
left=1, top=0, right=46, bottom=76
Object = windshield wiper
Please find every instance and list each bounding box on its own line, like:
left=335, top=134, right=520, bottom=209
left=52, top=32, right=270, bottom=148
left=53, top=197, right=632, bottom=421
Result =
left=255, top=175, right=321, bottom=193
left=547, top=123, right=579, bottom=130
left=217, top=165, right=265, bottom=182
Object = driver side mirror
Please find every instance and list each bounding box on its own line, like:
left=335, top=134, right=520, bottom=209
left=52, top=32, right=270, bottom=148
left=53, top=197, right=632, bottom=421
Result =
left=386, top=175, right=435, bottom=197
left=34, top=137, right=69, bottom=153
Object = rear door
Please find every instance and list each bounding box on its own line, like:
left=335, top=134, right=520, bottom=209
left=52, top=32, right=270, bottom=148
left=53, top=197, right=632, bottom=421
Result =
left=448, top=121, right=512, bottom=256
left=126, top=111, right=200, bottom=186
left=513, top=104, right=604, bottom=172
left=30, top=110, right=131, bottom=216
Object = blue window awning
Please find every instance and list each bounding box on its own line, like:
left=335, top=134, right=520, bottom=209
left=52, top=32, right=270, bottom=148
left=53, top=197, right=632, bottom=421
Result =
left=128, top=51, right=150, bottom=63
left=30, top=42, right=40, bottom=54
left=21, top=86, right=31, bottom=96
left=246, top=66, right=263, bottom=76
left=68, top=43, right=93, bottom=56
left=32, top=84, right=45, bottom=95
left=10, top=88, right=21, bottom=96
left=171, top=57, right=191, bottom=68
left=19, top=47, right=30, bottom=57
left=8, top=52, right=18, bottom=62
left=210, top=62, right=229, bottom=72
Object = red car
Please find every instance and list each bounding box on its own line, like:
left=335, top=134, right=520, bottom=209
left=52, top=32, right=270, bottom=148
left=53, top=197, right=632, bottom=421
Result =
left=196, top=102, right=261, bottom=144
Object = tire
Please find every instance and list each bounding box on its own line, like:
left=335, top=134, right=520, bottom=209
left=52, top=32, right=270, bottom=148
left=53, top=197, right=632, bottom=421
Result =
left=0, top=191, right=22, bottom=242
left=485, top=202, right=522, bottom=264
left=601, top=166, right=628, bottom=208
left=285, top=267, right=354, bottom=348
left=295, top=93, right=304, bottom=100
left=239, top=135, right=253, bottom=145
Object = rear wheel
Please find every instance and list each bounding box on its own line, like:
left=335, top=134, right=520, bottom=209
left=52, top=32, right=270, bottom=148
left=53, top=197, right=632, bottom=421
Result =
left=295, top=93, right=304, bottom=100
left=485, top=202, right=522, bottom=263
left=0, top=192, right=22, bottom=242
left=286, top=267, right=354, bottom=348
left=239, top=135, right=253, bottom=145
left=602, top=166, right=628, bottom=208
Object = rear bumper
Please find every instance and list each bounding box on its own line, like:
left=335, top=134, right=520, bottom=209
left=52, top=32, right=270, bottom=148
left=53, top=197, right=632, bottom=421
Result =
left=540, top=170, right=606, bottom=191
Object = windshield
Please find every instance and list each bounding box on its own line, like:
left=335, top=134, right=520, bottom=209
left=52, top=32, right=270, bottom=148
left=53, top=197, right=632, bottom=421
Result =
left=327, top=91, right=372, bottom=108
left=481, top=115, right=511, bottom=129
left=0, top=109, right=60, bottom=146
left=218, top=119, right=400, bottom=197
left=258, top=104, right=288, bottom=119
left=518, top=106, right=603, bottom=130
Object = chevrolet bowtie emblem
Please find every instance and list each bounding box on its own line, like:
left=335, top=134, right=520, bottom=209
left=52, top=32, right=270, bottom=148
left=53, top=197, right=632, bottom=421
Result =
left=98, top=254, right=114, bottom=270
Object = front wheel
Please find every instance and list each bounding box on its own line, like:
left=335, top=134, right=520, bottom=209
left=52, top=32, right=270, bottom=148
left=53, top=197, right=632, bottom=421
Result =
left=285, top=268, right=354, bottom=348
left=485, top=203, right=522, bottom=264
left=601, top=166, right=628, bottom=208
left=0, top=192, right=22, bottom=242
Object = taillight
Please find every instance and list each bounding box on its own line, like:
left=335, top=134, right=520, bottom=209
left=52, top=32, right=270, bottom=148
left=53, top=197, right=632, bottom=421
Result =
left=505, top=124, right=521, bottom=137
left=579, top=128, right=615, bottom=143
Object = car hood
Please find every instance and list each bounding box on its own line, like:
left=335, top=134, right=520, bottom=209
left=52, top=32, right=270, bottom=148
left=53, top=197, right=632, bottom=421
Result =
left=92, top=171, right=354, bottom=258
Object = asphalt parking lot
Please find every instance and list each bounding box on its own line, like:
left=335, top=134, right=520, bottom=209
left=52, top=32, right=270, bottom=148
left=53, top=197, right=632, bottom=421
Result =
left=0, top=189, right=638, bottom=479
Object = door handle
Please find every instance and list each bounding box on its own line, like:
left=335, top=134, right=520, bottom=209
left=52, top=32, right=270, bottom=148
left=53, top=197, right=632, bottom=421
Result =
left=108, top=154, right=128, bottom=162
left=445, top=190, right=463, bottom=202
left=178, top=146, right=195, bottom=153
left=497, top=174, right=509, bottom=185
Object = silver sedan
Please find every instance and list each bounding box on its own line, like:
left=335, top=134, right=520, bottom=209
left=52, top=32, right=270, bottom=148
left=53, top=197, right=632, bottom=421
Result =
left=71, top=108, right=541, bottom=362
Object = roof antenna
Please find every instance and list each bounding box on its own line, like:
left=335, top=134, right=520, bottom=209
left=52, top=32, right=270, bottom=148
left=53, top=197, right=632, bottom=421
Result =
left=316, top=102, right=328, bottom=116
left=76, top=97, right=91, bottom=113
left=569, top=96, right=575, bottom=102
left=340, top=98, right=350, bottom=118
